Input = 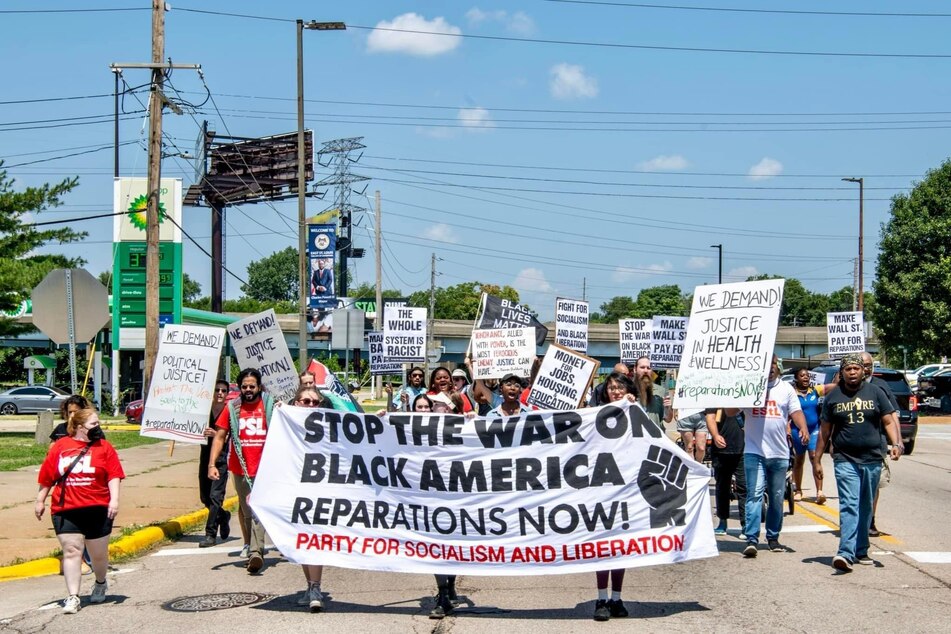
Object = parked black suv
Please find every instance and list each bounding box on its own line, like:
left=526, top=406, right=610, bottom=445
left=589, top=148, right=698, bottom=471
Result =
left=811, top=366, right=919, bottom=455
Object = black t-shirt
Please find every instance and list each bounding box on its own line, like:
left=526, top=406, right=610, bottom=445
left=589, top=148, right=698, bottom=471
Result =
left=708, top=408, right=744, bottom=454
left=822, top=382, right=895, bottom=464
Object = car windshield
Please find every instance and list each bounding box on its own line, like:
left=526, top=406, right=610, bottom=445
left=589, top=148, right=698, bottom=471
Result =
left=872, top=373, right=912, bottom=395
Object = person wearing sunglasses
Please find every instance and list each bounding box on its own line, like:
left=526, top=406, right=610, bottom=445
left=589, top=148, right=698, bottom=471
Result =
left=198, top=379, right=233, bottom=548
left=385, top=366, right=427, bottom=412
left=292, top=386, right=333, bottom=611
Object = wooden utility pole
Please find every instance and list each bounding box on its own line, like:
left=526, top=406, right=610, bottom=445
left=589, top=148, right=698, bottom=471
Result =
left=144, top=0, right=165, bottom=390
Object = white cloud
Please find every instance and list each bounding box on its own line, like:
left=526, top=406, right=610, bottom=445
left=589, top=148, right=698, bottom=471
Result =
left=686, top=256, right=712, bottom=270
left=747, top=157, right=783, bottom=180
left=514, top=267, right=553, bottom=293
left=612, top=262, right=673, bottom=283
left=466, top=8, right=536, bottom=34
left=366, top=13, right=461, bottom=57
left=422, top=223, right=459, bottom=243
left=637, top=154, right=689, bottom=172
left=458, top=107, right=495, bottom=130
left=549, top=63, right=599, bottom=100
left=727, top=266, right=759, bottom=280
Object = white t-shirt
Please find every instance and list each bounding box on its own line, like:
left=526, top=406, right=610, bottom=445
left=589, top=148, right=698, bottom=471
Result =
left=742, top=379, right=802, bottom=459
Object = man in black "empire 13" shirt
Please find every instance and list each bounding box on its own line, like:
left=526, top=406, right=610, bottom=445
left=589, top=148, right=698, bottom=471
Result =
left=815, top=354, right=902, bottom=573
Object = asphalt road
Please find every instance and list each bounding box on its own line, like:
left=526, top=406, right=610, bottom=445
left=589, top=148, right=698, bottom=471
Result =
left=4, top=424, right=951, bottom=633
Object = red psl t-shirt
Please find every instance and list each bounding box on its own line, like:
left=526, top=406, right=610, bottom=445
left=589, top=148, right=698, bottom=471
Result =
left=38, top=438, right=125, bottom=514
left=215, top=398, right=267, bottom=477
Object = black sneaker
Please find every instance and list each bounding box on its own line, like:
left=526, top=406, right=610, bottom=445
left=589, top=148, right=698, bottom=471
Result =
left=606, top=599, right=629, bottom=618
left=219, top=510, right=231, bottom=540
left=856, top=555, right=874, bottom=565
left=429, top=590, right=453, bottom=620
left=198, top=534, right=216, bottom=549
left=593, top=599, right=610, bottom=622
left=743, top=542, right=758, bottom=558
left=832, top=555, right=853, bottom=573
left=868, top=524, right=881, bottom=537
left=767, top=539, right=784, bottom=552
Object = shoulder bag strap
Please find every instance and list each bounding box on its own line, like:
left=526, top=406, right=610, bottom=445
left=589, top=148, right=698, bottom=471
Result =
left=55, top=443, right=93, bottom=508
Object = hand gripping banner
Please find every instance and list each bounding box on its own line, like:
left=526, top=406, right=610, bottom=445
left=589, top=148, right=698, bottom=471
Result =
left=250, top=400, right=717, bottom=575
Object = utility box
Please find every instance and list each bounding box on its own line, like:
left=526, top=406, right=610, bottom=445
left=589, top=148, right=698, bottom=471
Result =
left=35, top=411, right=55, bottom=445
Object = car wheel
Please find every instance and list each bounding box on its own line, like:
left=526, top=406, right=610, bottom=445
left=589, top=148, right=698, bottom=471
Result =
left=0, top=402, right=17, bottom=415
left=904, top=438, right=915, bottom=456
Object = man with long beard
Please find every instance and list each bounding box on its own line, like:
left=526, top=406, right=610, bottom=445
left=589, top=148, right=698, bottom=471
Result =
left=633, top=356, right=673, bottom=431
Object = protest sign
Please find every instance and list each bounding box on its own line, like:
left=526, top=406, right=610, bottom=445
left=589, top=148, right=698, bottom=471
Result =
left=228, top=309, right=298, bottom=403
left=383, top=306, right=426, bottom=363
left=369, top=331, right=403, bottom=376
left=250, top=399, right=717, bottom=575
left=808, top=371, right=824, bottom=386
left=619, top=319, right=652, bottom=364
left=650, top=316, right=689, bottom=369
left=674, top=278, right=785, bottom=409
left=527, top=344, right=600, bottom=410
left=140, top=324, right=224, bottom=443
left=471, top=327, right=536, bottom=380
left=554, top=298, right=589, bottom=353
left=477, top=294, right=548, bottom=346
left=827, top=311, right=865, bottom=358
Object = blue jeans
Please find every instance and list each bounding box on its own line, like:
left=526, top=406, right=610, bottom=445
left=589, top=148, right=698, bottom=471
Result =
left=833, top=460, right=881, bottom=563
left=743, top=454, right=788, bottom=543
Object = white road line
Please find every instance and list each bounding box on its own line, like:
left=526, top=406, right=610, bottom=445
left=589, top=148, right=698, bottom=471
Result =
left=779, top=525, right=832, bottom=533
left=905, top=552, right=951, bottom=564
left=152, top=545, right=241, bottom=557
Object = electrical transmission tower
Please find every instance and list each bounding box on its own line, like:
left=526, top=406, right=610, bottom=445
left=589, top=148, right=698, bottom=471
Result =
left=315, top=137, right=369, bottom=297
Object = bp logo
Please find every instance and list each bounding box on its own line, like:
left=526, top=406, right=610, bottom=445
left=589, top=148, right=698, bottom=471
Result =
left=127, top=194, right=166, bottom=231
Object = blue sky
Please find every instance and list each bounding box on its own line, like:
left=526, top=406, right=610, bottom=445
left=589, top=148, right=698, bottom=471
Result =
left=3, top=1, right=950, bottom=320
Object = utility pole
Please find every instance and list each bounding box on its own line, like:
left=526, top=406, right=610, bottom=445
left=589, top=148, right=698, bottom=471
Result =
left=144, top=0, right=165, bottom=391
left=852, top=258, right=859, bottom=311
left=427, top=253, right=436, bottom=375
left=710, top=244, right=723, bottom=284
left=582, top=277, right=586, bottom=301
left=374, top=190, right=382, bottom=398
left=296, top=19, right=308, bottom=370
left=842, top=177, right=864, bottom=312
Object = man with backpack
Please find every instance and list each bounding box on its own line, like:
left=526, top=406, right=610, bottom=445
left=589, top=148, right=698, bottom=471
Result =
left=208, top=368, right=275, bottom=574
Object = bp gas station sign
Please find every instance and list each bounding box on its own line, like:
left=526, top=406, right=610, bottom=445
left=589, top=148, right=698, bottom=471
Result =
left=112, top=178, right=183, bottom=349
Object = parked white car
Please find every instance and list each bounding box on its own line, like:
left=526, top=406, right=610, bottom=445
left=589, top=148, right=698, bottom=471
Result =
left=906, top=364, right=951, bottom=390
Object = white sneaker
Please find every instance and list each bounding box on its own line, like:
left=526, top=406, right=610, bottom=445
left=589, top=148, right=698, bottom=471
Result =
left=308, top=585, right=324, bottom=612
left=63, top=595, right=81, bottom=614
left=239, top=544, right=250, bottom=559
left=90, top=580, right=108, bottom=604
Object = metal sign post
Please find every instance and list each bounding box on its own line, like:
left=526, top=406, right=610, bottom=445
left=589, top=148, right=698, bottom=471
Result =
left=65, top=270, right=78, bottom=394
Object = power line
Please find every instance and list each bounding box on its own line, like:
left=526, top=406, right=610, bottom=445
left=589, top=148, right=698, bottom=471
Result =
left=173, top=6, right=951, bottom=59
left=0, top=92, right=116, bottom=106
left=2, top=141, right=139, bottom=168
left=27, top=211, right=130, bottom=227
left=0, top=7, right=149, bottom=14
left=161, top=212, right=249, bottom=286
left=541, top=0, right=951, bottom=18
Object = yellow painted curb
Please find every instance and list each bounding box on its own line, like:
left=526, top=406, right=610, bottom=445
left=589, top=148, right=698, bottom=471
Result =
left=0, top=497, right=238, bottom=583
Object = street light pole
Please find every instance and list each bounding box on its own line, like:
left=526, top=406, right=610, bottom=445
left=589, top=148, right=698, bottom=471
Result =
left=710, top=244, right=722, bottom=283
left=296, top=19, right=346, bottom=370
left=842, top=177, right=864, bottom=312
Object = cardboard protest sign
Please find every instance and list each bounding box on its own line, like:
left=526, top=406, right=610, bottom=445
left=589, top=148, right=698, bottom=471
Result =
left=527, top=343, right=600, bottom=410
left=619, top=319, right=652, bottom=364
left=140, top=324, right=224, bottom=443
left=368, top=331, right=403, bottom=376
left=674, top=278, right=785, bottom=409
left=383, top=306, right=426, bottom=363
left=555, top=298, right=589, bottom=353
left=827, top=311, right=865, bottom=358
left=808, top=371, right=824, bottom=386
left=650, top=316, right=689, bottom=369
left=228, top=309, right=298, bottom=403
left=470, top=327, right=536, bottom=380
left=251, top=399, right=717, bottom=576
left=477, top=293, right=548, bottom=346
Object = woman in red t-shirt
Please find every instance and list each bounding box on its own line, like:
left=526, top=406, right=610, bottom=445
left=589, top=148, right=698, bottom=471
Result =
left=36, top=408, right=125, bottom=615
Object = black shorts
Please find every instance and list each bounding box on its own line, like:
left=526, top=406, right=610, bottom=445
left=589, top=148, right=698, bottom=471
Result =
left=52, top=506, right=113, bottom=540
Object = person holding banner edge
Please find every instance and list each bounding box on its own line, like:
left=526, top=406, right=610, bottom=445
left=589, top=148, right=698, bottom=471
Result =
left=198, top=379, right=232, bottom=548
left=385, top=366, right=426, bottom=412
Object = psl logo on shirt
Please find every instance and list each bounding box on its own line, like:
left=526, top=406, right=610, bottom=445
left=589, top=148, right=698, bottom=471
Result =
left=58, top=455, right=94, bottom=475
left=750, top=400, right=781, bottom=418
left=239, top=416, right=267, bottom=436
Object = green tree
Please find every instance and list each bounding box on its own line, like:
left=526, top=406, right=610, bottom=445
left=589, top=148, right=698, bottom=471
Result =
left=182, top=273, right=201, bottom=303
left=347, top=282, right=403, bottom=301
left=241, top=247, right=300, bottom=303
left=0, top=169, right=86, bottom=336
left=408, top=282, right=522, bottom=320
left=591, top=296, right=637, bottom=323
left=747, top=275, right=831, bottom=326
left=185, top=296, right=297, bottom=314
left=631, top=285, right=689, bottom=318
left=873, top=160, right=951, bottom=364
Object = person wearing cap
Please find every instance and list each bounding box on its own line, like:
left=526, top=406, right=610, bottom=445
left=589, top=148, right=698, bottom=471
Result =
left=486, top=374, right=531, bottom=417
left=816, top=353, right=902, bottom=573
left=450, top=368, right=476, bottom=413
left=385, top=366, right=427, bottom=412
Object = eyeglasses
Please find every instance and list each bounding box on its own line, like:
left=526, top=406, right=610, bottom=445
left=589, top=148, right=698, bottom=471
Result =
left=215, top=388, right=229, bottom=394
left=410, top=373, right=423, bottom=378
left=298, top=398, right=318, bottom=406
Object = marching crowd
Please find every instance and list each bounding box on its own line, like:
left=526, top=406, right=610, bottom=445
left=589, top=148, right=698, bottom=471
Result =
left=34, top=349, right=902, bottom=620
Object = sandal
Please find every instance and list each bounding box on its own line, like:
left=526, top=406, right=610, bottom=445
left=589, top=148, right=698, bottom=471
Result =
left=793, top=491, right=803, bottom=502
left=815, top=492, right=827, bottom=505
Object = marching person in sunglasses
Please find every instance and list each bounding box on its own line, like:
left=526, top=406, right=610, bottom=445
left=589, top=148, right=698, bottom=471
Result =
left=198, top=379, right=233, bottom=548
left=385, top=366, right=427, bottom=412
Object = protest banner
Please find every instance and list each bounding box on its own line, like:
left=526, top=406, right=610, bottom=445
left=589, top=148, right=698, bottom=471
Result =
left=554, top=298, right=589, bottom=353
left=250, top=399, right=717, bottom=575
left=368, top=331, right=404, bottom=376
left=619, top=319, right=652, bottom=364
left=383, top=306, right=426, bottom=363
left=674, top=278, right=785, bottom=409
left=470, top=327, right=536, bottom=380
left=527, top=344, right=600, bottom=410
left=228, top=309, right=298, bottom=403
left=477, top=293, right=548, bottom=346
left=827, top=311, right=865, bottom=358
left=140, top=324, right=224, bottom=443
left=650, top=316, right=689, bottom=369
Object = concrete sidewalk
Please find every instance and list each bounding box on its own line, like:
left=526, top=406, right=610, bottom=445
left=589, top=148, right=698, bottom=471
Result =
left=0, top=437, right=234, bottom=568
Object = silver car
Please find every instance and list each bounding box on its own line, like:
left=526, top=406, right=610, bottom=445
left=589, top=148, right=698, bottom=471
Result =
left=0, top=386, right=70, bottom=415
